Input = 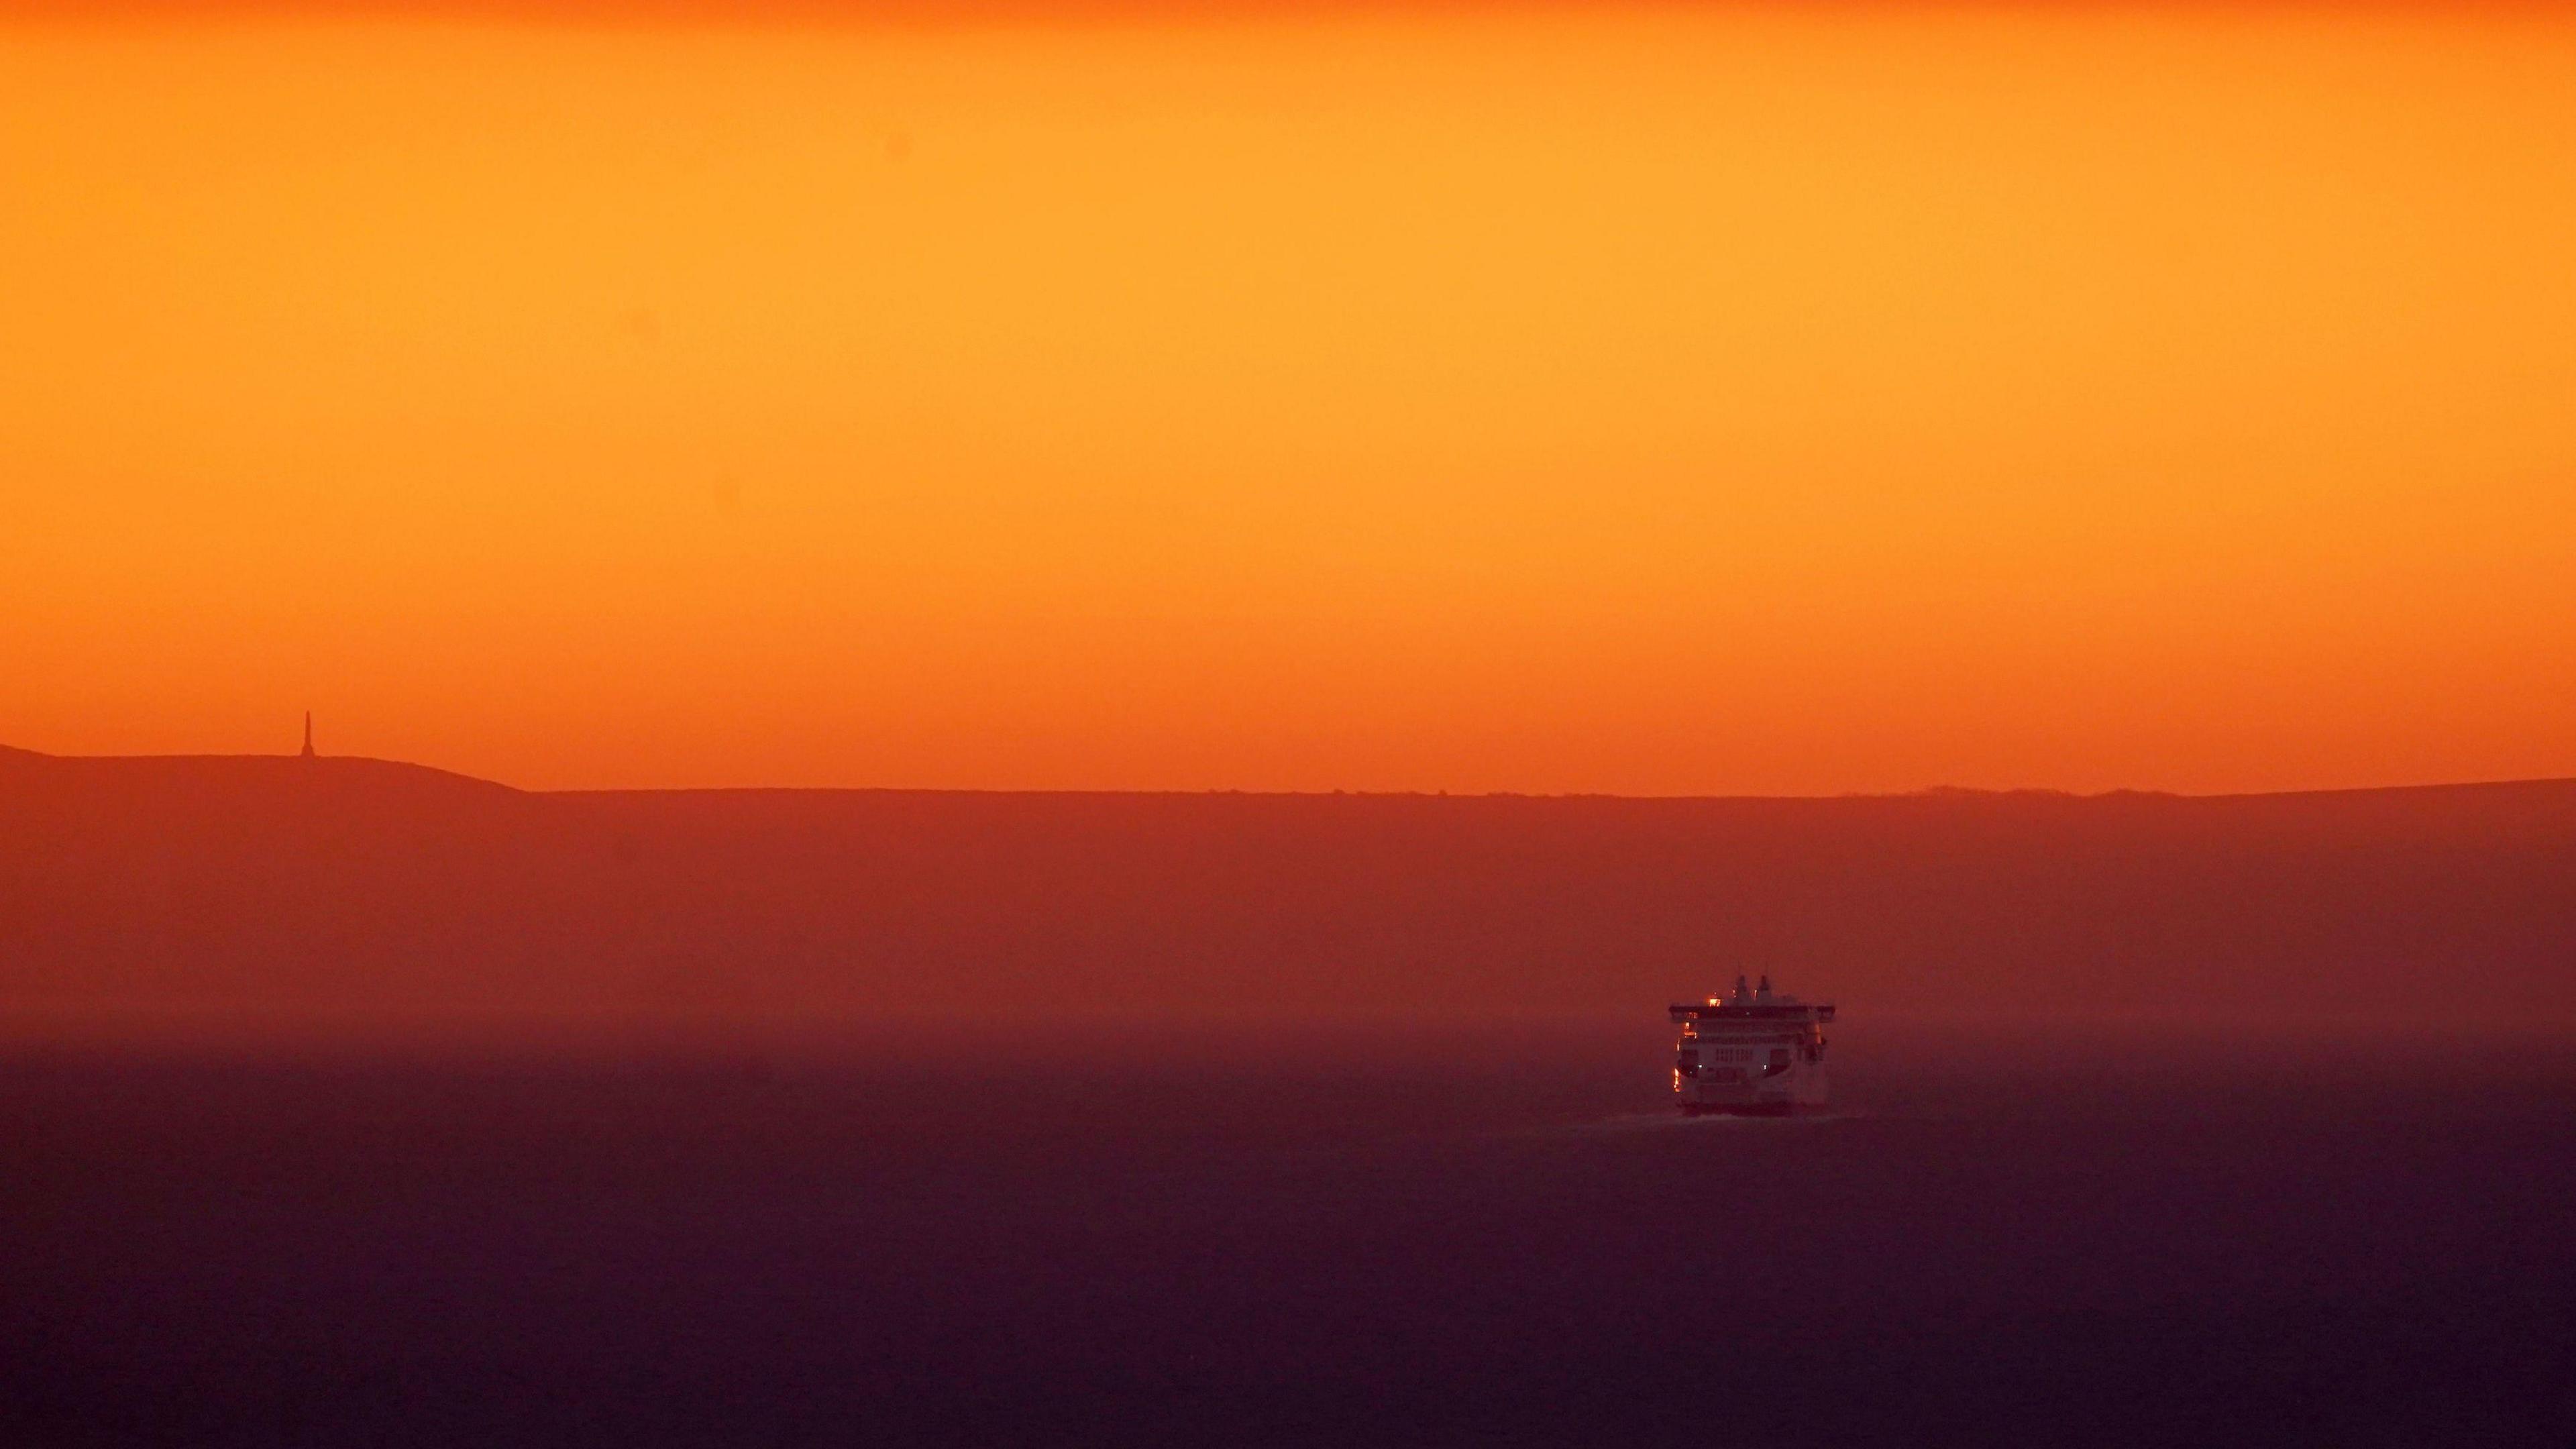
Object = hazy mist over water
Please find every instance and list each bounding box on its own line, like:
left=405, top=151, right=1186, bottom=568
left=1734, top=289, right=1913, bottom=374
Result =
left=7, top=754, right=2575, bottom=1442
left=5, top=1022, right=2572, bottom=1447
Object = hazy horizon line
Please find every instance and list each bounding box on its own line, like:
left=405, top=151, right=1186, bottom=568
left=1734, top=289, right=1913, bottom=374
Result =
left=10, top=741, right=2573, bottom=804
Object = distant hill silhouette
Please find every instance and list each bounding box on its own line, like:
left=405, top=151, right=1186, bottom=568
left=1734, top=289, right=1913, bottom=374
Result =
left=3, top=746, right=2572, bottom=1033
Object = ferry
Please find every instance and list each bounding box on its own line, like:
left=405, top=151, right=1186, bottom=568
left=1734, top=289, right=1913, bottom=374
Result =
left=1670, top=975, right=1835, bottom=1116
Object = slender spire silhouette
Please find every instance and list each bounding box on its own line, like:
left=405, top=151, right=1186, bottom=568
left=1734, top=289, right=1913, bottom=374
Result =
left=301, top=712, right=315, bottom=759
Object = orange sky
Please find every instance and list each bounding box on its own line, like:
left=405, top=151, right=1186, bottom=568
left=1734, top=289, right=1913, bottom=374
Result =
left=4, top=5, right=2573, bottom=794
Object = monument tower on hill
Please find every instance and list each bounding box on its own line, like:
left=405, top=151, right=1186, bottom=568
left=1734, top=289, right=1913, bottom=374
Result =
left=301, top=712, right=315, bottom=759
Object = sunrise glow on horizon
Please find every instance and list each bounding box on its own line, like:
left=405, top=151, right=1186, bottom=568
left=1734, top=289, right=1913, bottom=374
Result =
left=6, top=3, right=2573, bottom=794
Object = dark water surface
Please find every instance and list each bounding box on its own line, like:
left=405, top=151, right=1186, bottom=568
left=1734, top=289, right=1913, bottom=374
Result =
left=5, top=1024, right=2573, bottom=1446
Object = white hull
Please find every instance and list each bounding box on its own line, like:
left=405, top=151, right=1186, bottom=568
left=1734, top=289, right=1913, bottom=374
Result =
left=1671, top=977, right=1834, bottom=1115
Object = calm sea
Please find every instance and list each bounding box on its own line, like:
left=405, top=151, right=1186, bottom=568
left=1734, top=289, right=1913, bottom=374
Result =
left=4, top=1022, right=2571, bottom=1446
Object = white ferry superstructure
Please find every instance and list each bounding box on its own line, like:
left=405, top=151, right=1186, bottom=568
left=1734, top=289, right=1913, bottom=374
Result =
left=1669, top=975, right=1835, bottom=1116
